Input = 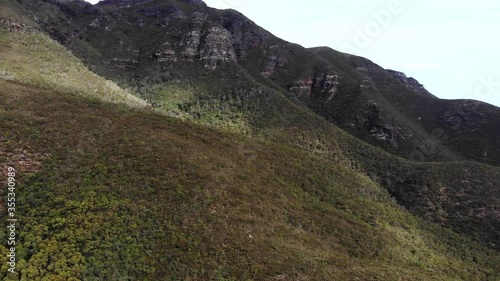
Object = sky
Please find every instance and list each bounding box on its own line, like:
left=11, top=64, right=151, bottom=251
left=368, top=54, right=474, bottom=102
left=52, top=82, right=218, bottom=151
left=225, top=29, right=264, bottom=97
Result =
left=85, top=0, right=500, bottom=107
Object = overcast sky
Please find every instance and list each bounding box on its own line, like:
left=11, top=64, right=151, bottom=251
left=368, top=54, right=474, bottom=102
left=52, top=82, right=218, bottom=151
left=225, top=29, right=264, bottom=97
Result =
left=86, top=0, right=500, bottom=106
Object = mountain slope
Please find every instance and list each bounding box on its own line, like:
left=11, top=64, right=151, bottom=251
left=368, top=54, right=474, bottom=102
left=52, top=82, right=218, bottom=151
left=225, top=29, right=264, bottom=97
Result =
left=0, top=1, right=148, bottom=109
left=310, top=46, right=500, bottom=166
left=1, top=79, right=500, bottom=280
left=16, top=0, right=500, bottom=167
left=1, top=0, right=500, bottom=279
left=3, top=0, right=500, bottom=252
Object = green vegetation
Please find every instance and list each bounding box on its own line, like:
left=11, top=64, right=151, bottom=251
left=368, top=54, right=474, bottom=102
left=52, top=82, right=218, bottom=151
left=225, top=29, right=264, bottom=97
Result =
left=1, top=0, right=500, bottom=279
left=141, top=82, right=251, bottom=134
left=0, top=26, right=147, bottom=108
left=1, top=80, right=500, bottom=280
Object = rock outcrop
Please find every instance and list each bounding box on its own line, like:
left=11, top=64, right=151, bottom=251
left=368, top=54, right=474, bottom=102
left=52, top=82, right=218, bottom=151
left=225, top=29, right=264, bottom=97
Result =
left=353, top=58, right=385, bottom=73
left=199, top=27, right=237, bottom=69
left=261, top=55, right=287, bottom=77
left=153, top=43, right=178, bottom=62
left=179, top=12, right=237, bottom=69
left=289, top=70, right=340, bottom=101
left=0, top=18, right=28, bottom=32
left=387, top=69, right=436, bottom=98
left=311, top=71, right=340, bottom=101
left=104, top=57, right=139, bottom=70
left=179, top=12, right=206, bottom=60
left=351, top=102, right=410, bottom=147
left=289, top=79, right=314, bottom=97
left=440, top=102, right=486, bottom=129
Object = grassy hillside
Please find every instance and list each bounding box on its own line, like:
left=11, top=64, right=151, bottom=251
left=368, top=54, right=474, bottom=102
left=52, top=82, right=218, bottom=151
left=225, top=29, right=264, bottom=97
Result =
left=3, top=0, right=499, bottom=252
left=129, top=57, right=500, bottom=251
left=0, top=2, right=147, bottom=109
left=1, top=79, right=500, bottom=280
left=1, top=0, right=500, bottom=279
left=338, top=132, right=500, bottom=251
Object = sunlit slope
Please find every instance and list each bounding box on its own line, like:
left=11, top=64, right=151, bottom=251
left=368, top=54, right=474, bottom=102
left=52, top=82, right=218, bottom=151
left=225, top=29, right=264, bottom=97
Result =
left=0, top=9, right=147, bottom=108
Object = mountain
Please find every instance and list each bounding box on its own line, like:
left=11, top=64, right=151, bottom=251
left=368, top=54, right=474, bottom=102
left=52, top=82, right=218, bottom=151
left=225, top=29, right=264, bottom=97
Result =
left=1, top=0, right=499, bottom=280
left=13, top=0, right=500, bottom=166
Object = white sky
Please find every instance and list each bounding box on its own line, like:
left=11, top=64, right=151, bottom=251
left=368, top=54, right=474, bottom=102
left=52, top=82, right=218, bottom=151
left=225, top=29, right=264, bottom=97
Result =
left=85, top=0, right=500, bottom=106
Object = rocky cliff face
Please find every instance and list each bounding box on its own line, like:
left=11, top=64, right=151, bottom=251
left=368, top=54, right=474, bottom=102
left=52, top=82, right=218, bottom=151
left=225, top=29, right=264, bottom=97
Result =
left=290, top=70, right=340, bottom=101
left=199, top=27, right=237, bottom=69
left=261, top=55, right=287, bottom=77
left=387, top=69, right=436, bottom=98
left=312, top=71, right=340, bottom=101
left=17, top=0, right=258, bottom=80
left=177, top=12, right=238, bottom=69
